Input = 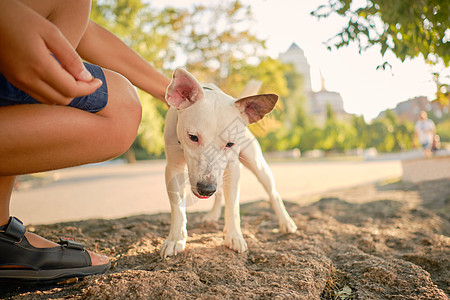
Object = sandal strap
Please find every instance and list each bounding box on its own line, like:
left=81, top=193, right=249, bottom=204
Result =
left=58, top=238, right=85, bottom=251
left=0, top=217, right=26, bottom=243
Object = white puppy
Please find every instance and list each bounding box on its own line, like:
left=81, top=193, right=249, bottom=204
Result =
left=161, top=69, right=297, bottom=258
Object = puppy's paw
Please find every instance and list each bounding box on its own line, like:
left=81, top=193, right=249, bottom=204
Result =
left=279, top=217, right=297, bottom=233
left=224, top=233, right=248, bottom=253
left=160, top=238, right=186, bottom=258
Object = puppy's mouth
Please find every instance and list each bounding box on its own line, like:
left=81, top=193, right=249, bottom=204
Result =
left=192, top=182, right=217, bottom=199
left=193, top=191, right=212, bottom=199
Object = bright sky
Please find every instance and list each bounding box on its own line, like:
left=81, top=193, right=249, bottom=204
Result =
left=151, top=0, right=449, bottom=121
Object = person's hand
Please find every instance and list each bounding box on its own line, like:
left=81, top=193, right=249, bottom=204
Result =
left=0, top=0, right=102, bottom=105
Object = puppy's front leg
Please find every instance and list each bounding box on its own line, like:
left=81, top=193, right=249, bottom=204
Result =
left=161, top=164, right=188, bottom=258
left=239, top=137, right=297, bottom=233
left=223, top=162, right=248, bottom=253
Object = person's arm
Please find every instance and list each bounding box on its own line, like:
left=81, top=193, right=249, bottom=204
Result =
left=77, top=20, right=170, bottom=104
left=0, top=0, right=102, bottom=105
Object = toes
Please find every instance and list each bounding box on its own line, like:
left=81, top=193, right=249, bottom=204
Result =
left=224, top=234, right=248, bottom=253
left=279, top=218, right=297, bottom=233
left=160, top=239, right=186, bottom=258
left=88, top=250, right=110, bottom=266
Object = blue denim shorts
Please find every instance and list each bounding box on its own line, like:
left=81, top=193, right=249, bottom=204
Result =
left=0, top=62, right=108, bottom=113
left=421, top=142, right=431, bottom=149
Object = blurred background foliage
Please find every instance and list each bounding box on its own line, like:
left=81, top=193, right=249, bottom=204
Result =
left=91, top=0, right=449, bottom=161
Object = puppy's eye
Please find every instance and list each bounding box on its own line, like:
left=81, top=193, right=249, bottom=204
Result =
left=225, top=142, right=234, bottom=148
left=188, top=134, right=199, bottom=142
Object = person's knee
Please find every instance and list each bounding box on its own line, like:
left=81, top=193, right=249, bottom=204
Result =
left=117, top=79, right=142, bottom=154
left=100, top=70, right=142, bottom=157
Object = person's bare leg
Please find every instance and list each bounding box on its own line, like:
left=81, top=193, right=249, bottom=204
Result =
left=0, top=70, right=141, bottom=175
left=0, top=0, right=141, bottom=267
left=0, top=178, right=109, bottom=266
left=0, top=71, right=140, bottom=266
left=0, top=176, right=14, bottom=226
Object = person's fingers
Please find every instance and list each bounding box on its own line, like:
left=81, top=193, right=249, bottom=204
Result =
left=43, top=26, right=93, bottom=82
left=39, top=29, right=103, bottom=102
left=18, top=78, right=72, bottom=105
left=14, top=71, right=101, bottom=106
left=42, top=56, right=103, bottom=101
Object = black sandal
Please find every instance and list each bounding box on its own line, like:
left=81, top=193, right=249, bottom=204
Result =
left=0, top=217, right=110, bottom=282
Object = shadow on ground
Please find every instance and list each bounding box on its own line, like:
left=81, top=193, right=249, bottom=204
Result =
left=1, top=179, right=449, bottom=299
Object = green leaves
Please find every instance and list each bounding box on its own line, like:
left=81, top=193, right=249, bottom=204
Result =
left=312, top=0, right=450, bottom=67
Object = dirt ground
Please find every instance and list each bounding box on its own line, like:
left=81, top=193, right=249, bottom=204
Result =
left=1, top=178, right=449, bottom=299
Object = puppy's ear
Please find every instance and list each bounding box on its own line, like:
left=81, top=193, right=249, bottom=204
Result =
left=234, top=94, right=278, bottom=124
left=166, top=68, right=204, bottom=109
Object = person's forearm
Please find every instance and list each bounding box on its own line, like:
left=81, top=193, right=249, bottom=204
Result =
left=77, top=20, right=170, bottom=104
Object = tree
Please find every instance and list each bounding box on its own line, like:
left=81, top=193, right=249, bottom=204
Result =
left=318, top=104, right=357, bottom=152
left=365, top=109, right=414, bottom=152
left=436, top=119, right=450, bottom=143
left=281, top=65, right=309, bottom=129
left=91, top=0, right=180, bottom=70
left=366, top=120, right=388, bottom=151
left=277, top=66, right=310, bottom=151
left=299, top=127, right=323, bottom=152
left=174, top=1, right=267, bottom=88
left=433, top=73, right=450, bottom=107
left=352, top=115, right=369, bottom=149
left=312, top=0, right=450, bottom=67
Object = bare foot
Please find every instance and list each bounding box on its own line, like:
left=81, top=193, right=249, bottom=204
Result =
left=25, top=232, right=109, bottom=266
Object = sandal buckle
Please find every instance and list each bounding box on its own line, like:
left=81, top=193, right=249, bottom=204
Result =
left=59, top=237, right=85, bottom=251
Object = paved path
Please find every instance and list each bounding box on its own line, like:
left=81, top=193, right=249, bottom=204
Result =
left=10, top=159, right=402, bottom=225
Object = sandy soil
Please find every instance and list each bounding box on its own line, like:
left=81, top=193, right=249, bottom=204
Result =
left=1, top=178, right=449, bottom=299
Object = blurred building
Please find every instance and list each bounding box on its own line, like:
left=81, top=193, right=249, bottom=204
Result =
left=312, top=72, right=351, bottom=125
left=279, top=43, right=350, bottom=125
left=377, top=96, right=448, bottom=122
left=279, top=43, right=313, bottom=94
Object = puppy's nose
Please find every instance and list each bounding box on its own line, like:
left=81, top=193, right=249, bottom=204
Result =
left=196, top=182, right=216, bottom=197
